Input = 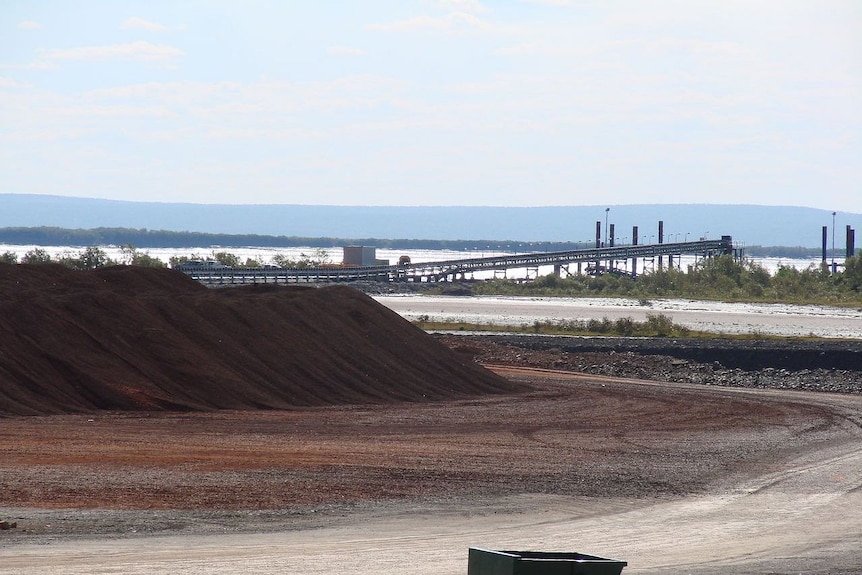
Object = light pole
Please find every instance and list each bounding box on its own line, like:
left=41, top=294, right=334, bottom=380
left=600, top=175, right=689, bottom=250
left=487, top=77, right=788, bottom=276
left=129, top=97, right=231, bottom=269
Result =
left=832, top=211, right=837, bottom=273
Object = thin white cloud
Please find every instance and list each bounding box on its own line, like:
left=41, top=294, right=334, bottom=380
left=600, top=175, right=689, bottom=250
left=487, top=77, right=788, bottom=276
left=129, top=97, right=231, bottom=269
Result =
left=327, top=45, right=365, bottom=56
left=369, top=12, right=488, bottom=33
left=436, top=0, right=490, bottom=14
left=82, top=75, right=404, bottom=120
left=519, top=0, right=583, bottom=6
left=120, top=17, right=170, bottom=32
left=17, top=20, right=42, bottom=30
left=519, top=0, right=566, bottom=5
left=0, top=60, right=57, bottom=71
left=40, top=41, right=184, bottom=63
left=2, top=2, right=858, bottom=211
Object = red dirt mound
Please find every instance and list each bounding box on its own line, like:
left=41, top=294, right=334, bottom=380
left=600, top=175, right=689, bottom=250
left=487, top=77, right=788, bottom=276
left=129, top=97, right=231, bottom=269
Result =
left=0, top=265, right=521, bottom=415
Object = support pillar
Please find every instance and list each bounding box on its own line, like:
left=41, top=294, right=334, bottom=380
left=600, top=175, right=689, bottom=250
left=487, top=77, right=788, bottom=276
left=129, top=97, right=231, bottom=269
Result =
left=822, top=226, right=828, bottom=264
left=658, top=220, right=664, bottom=271
left=595, top=220, right=601, bottom=275
left=608, top=223, right=615, bottom=272
left=631, top=225, right=639, bottom=277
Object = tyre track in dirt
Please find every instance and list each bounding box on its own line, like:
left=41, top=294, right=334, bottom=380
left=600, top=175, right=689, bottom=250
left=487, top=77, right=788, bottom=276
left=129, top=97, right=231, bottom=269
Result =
left=3, top=367, right=862, bottom=574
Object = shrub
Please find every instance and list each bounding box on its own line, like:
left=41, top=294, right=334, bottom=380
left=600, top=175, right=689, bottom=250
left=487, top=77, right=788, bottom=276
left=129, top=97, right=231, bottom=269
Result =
left=645, top=313, right=674, bottom=337
left=21, top=248, right=52, bottom=264
left=614, top=317, right=635, bottom=336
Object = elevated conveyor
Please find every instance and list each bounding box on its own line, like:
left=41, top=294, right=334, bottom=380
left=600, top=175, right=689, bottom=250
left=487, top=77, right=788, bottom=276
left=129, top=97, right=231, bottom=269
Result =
left=179, top=236, right=734, bottom=285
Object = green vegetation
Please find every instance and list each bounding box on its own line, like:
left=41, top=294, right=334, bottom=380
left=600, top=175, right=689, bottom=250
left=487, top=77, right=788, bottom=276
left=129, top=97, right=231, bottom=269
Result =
left=168, top=248, right=331, bottom=269
left=466, top=255, right=862, bottom=306
left=3, top=240, right=860, bottom=307
left=0, top=225, right=582, bottom=252
left=15, top=246, right=121, bottom=269
left=1, top=225, right=854, bottom=258
left=415, top=312, right=695, bottom=338
left=21, top=248, right=57, bottom=265
left=6, top=245, right=165, bottom=270
left=0, top=245, right=335, bottom=271
left=118, top=245, right=167, bottom=268
left=272, top=248, right=332, bottom=269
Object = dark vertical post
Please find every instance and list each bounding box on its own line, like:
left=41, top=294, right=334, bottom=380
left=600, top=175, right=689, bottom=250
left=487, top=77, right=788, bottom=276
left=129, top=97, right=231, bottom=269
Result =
left=822, top=226, right=828, bottom=264
left=847, top=225, right=854, bottom=259
left=832, top=211, right=837, bottom=274
left=609, top=223, right=615, bottom=272
left=595, top=221, right=601, bottom=275
left=632, top=225, right=639, bottom=277
left=658, top=220, right=664, bottom=271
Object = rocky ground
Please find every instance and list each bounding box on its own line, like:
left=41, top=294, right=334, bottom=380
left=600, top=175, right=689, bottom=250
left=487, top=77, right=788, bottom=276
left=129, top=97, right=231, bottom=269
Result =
left=3, top=363, right=861, bottom=575
left=3, top=271, right=862, bottom=573
left=438, top=333, right=862, bottom=395
left=0, top=365, right=845, bottom=538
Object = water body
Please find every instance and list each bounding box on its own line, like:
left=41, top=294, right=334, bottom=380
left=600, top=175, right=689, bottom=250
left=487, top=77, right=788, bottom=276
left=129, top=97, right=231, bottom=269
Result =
left=0, top=244, right=833, bottom=276
left=6, top=244, right=858, bottom=338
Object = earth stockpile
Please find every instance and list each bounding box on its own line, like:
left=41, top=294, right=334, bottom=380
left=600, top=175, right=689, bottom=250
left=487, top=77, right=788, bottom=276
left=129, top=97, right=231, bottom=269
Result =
left=0, top=264, right=519, bottom=415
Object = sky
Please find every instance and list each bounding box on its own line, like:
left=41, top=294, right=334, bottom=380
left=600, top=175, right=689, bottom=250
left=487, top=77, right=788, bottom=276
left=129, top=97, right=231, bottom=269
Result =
left=1, top=1, right=860, bottom=211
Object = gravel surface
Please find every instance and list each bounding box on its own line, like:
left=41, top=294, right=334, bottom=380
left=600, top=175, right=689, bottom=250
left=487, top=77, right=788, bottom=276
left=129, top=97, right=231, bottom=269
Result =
left=438, top=334, right=862, bottom=395
left=3, top=366, right=861, bottom=575
left=3, top=275, right=862, bottom=574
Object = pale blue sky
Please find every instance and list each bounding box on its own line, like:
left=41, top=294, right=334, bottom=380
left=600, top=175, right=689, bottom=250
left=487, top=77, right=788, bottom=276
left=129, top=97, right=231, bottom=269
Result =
left=1, top=1, right=860, bottom=210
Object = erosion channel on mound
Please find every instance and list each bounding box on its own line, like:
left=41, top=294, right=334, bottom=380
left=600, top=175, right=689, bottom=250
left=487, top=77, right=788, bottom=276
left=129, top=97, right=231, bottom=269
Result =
left=0, top=265, right=521, bottom=416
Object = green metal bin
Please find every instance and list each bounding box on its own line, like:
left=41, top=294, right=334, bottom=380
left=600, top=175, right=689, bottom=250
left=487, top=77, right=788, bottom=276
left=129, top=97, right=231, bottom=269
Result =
left=468, top=547, right=627, bottom=575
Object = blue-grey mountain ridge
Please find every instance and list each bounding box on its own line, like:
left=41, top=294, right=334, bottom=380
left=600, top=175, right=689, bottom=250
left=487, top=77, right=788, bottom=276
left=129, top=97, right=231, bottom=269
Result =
left=1, top=194, right=858, bottom=248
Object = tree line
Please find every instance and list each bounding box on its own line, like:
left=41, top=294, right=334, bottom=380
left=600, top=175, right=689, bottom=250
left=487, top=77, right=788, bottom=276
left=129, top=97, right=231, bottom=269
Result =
left=470, top=254, right=862, bottom=305
left=3, top=244, right=861, bottom=305
left=0, top=246, right=331, bottom=270
left=0, top=225, right=846, bottom=258
left=0, top=226, right=584, bottom=252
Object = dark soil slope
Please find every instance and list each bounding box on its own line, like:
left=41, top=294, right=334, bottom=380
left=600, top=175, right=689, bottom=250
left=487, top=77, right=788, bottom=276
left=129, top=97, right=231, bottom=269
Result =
left=0, top=265, right=520, bottom=415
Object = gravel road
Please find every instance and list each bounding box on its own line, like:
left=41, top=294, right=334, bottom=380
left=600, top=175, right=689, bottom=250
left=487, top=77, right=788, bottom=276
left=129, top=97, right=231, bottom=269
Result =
left=2, top=368, right=861, bottom=574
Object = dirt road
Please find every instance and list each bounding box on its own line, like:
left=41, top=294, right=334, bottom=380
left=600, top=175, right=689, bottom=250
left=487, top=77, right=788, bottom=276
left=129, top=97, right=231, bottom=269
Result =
left=3, top=368, right=861, bottom=574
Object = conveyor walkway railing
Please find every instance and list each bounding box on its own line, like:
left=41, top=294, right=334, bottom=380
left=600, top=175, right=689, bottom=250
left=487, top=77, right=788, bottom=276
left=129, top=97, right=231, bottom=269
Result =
left=179, top=236, right=733, bottom=285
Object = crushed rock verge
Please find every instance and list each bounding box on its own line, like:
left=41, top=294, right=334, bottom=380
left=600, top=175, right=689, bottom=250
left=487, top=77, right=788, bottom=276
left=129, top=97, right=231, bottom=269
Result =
left=438, top=334, right=862, bottom=395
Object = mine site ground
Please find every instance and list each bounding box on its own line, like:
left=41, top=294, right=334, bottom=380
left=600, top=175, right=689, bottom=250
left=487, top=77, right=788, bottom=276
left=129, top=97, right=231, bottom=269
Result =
left=1, top=266, right=861, bottom=575
left=3, top=346, right=862, bottom=574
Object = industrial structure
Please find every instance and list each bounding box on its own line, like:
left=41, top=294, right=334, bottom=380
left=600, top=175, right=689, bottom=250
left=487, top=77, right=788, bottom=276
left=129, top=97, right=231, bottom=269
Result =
left=177, top=235, right=735, bottom=287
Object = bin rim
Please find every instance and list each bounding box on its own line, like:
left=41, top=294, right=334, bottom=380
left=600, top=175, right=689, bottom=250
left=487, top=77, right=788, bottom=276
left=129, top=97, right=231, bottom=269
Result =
left=468, top=547, right=627, bottom=566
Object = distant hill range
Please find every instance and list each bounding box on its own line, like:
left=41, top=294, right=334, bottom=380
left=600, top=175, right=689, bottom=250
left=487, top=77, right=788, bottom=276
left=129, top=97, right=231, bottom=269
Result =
left=1, top=194, right=858, bottom=248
